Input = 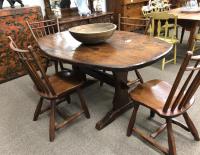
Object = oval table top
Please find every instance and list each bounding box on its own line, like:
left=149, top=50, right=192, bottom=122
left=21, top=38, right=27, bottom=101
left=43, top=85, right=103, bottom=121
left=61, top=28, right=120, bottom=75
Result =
left=38, top=31, right=173, bottom=71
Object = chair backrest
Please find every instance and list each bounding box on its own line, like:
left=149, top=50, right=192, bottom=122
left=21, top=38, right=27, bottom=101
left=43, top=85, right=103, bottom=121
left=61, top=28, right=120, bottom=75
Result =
left=26, top=18, right=60, bottom=42
left=148, top=12, right=177, bottom=39
left=163, top=51, right=200, bottom=113
left=8, top=36, right=56, bottom=97
left=118, top=14, right=151, bottom=35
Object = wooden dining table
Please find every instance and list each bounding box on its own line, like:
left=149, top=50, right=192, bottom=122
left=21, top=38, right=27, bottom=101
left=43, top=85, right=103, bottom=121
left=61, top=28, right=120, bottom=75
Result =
left=37, top=30, right=173, bottom=130
left=168, top=8, right=200, bottom=50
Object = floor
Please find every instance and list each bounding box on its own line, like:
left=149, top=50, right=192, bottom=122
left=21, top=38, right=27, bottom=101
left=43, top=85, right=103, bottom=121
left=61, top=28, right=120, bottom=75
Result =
left=0, top=32, right=200, bottom=155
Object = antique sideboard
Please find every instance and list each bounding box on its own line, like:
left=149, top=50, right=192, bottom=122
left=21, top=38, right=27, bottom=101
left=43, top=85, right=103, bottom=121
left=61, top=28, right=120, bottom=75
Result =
left=59, top=11, right=114, bottom=31
left=0, top=6, right=43, bottom=83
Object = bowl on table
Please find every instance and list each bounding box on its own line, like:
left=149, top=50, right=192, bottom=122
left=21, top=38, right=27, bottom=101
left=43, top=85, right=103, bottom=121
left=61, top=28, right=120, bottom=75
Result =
left=68, top=23, right=117, bottom=44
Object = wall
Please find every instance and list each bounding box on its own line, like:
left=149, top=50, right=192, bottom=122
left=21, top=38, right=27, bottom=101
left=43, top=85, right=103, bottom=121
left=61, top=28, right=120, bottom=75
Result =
left=2, top=0, right=45, bottom=15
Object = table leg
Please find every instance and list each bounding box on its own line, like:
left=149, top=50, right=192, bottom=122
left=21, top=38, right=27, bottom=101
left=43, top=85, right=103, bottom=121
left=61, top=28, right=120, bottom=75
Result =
left=95, top=71, right=133, bottom=130
left=188, top=22, right=198, bottom=50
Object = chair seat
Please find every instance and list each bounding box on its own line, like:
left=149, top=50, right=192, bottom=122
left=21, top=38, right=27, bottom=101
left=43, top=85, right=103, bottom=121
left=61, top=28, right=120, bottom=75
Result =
left=129, top=79, right=194, bottom=117
left=155, top=37, right=179, bottom=44
left=36, top=71, right=84, bottom=99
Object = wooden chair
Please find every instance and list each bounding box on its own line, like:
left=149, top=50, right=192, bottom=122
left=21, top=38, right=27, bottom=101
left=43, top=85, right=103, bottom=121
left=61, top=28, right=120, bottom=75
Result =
left=118, top=14, right=151, bottom=35
left=148, top=12, right=179, bottom=70
left=127, top=51, right=200, bottom=154
left=26, top=18, right=71, bottom=73
left=8, top=36, right=90, bottom=142
left=117, top=14, right=151, bottom=86
left=100, top=14, right=149, bottom=87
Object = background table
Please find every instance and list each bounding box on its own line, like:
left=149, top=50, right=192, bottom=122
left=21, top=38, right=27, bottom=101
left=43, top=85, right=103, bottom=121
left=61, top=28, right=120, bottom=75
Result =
left=38, top=31, right=172, bottom=130
left=169, top=8, right=200, bottom=50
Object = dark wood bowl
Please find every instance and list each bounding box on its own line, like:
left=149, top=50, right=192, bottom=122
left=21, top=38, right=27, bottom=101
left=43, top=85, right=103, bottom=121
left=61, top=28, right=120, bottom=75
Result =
left=68, top=23, right=117, bottom=44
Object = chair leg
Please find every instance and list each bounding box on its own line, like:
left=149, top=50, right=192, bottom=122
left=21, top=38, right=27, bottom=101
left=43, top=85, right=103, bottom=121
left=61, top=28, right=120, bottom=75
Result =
left=100, top=81, right=104, bottom=87
left=77, top=89, right=90, bottom=119
left=100, top=70, right=106, bottom=87
left=183, top=112, right=200, bottom=141
left=135, top=69, right=144, bottom=83
left=161, top=58, right=166, bottom=71
left=59, top=61, right=64, bottom=71
left=173, top=44, right=177, bottom=65
left=127, top=104, right=139, bottom=137
left=180, top=28, right=185, bottom=44
left=49, top=100, right=56, bottom=142
left=33, top=97, right=44, bottom=121
left=166, top=119, right=176, bottom=155
left=148, top=110, right=155, bottom=120
left=192, top=40, right=197, bottom=52
left=44, top=59, right=50, bottom=73
left=65, top=95, right=71, bottom=104
left=54, top=61, right=59, bottom=73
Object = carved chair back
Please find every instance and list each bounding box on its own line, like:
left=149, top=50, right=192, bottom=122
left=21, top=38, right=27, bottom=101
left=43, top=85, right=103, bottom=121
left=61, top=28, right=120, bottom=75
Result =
left=26, top=18, right=60, bottom=42
left=8, top=36, right=56, bottom=97
left=163, top=51, right=200, bottom=113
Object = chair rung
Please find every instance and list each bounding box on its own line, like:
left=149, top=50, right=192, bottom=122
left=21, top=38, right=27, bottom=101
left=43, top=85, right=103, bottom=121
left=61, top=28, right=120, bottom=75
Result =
left=171, top=118, right=190, bottom=132
left=56, top=107, right=70, bottom=119
left=31, top=23, right=57, bottom=30
left=40, top=98, right=65, bottom=114
left=55, top=111, right=84, bottom=130
left=127, top=79, right=140, bottom=87
left=193, top=47, right=200, bottom=52
left=150, top=123, right=167, bottom=138
left=132, top=127, right=169, bottom=154
left=121, top=22, right=146, bottom=27
left=165, top=59, right=174, bottom=64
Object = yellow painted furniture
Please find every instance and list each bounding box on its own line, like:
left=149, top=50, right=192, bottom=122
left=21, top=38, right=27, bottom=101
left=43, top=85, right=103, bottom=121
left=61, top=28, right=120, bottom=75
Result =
left=192, top=33, right=200, bottom=52
left=149, top=12, right=179, bottom=70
